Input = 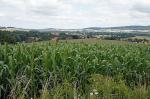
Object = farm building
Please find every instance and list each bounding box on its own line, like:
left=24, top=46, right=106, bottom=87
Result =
left=26, top=37, right=40, bottom=43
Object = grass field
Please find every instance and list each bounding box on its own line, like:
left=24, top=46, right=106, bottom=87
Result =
left=129, top=36, right=150, bottom=40
left=60, top=38, right=129, bottom=44
left=1, top=39, right=150, bottom=99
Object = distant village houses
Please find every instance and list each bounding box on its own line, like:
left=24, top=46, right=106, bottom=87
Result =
left=51, top=32, right=87, bottom=40
left=26, top=37, right=40, bottom=43
left=127, top=38, right=149, bottom=44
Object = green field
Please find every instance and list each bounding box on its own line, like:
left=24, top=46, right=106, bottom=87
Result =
left=1, top=39, right=150, bottom=99
left=130, top=36, right=150, bottom=40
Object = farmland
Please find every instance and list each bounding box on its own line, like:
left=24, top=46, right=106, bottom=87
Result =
left=1, top=39, right=150, bottom=99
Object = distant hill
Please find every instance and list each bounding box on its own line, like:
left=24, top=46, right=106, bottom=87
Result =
left=0, top=27, right=31, bottom=32
left=108, top=26, right=150, bottom=30
left=85, top=26, right=150, bottom=30
left=1, top=25, right=150, bottom=32
left=34, top=28, right=59, bottom=32
left=84, top=27, right=102, bottom=30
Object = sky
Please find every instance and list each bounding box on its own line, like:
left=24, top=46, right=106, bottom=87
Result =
left=0, top=0, right=150, bottom=29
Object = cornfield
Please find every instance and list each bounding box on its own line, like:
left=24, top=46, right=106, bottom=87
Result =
left=1, top=41, right=150, bottom=99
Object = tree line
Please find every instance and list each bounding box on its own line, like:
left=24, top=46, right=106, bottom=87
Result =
left=0, top=30, right=52, bottom=44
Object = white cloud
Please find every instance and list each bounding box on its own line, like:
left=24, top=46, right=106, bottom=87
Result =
left=0, top=0, right=150, bottom=28
left=0, top=13, right=5, bottom=16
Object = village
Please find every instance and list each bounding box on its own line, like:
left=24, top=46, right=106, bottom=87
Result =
left=25, top=32, right=150, bottom=44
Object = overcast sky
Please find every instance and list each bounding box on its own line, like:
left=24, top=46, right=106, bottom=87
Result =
left=0, top=0, right=150, bottom=29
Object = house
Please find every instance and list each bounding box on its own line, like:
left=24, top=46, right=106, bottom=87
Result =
left=127, top=38, right=149, bottom=44
left=26, top=37, right=40, bottom=43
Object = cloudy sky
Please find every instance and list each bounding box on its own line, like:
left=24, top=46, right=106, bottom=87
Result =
left=0, top=0, right=150, bottom=29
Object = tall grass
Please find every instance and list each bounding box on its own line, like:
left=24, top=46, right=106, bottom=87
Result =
left=0, top=41, right=150, bottom=98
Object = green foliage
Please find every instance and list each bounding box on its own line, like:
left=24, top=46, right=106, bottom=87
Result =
left=0, top=30, right=52, bottom=44
left=0, top=41, right=150, bottom=98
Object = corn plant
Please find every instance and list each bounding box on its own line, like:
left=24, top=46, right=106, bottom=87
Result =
left=0, top=41, right=150, bottom=98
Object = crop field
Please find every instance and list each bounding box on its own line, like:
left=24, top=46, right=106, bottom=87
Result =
left=131, top=36, right=150, bottom=40
left=1, top=39, right=150, bottom=99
